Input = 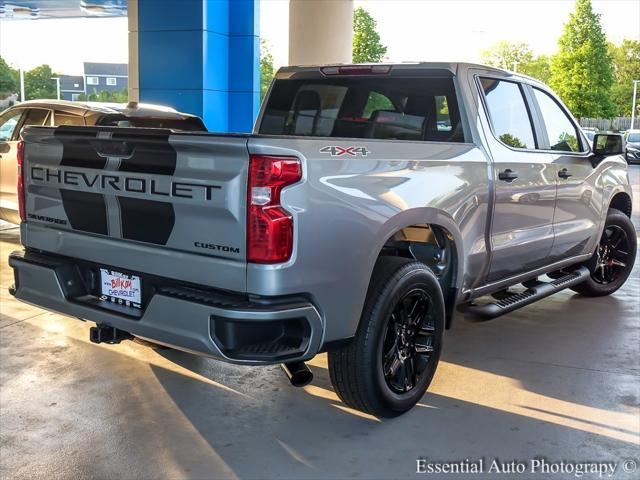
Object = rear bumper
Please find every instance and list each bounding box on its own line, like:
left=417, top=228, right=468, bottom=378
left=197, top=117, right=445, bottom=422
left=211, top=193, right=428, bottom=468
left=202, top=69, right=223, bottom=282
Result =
left=8, top=250, right=324, bottom=365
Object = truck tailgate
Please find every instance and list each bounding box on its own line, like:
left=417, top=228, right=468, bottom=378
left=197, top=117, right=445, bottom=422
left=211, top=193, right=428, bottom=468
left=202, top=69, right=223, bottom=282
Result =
left=20, top=126, right=249, bottom=292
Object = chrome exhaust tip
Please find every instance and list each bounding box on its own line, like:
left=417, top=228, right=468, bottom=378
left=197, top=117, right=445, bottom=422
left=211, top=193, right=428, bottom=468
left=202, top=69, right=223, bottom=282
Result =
left=280, top=361, right=313, bottom=387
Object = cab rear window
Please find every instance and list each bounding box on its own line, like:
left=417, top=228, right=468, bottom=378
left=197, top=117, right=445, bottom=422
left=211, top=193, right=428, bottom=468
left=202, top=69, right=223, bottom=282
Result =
left=259, top=76, right=464, bottom=142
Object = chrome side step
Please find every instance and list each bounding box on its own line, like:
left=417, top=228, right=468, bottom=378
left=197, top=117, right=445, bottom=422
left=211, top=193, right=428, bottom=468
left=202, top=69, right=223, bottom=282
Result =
left=464, top=266, right=590, bottom=320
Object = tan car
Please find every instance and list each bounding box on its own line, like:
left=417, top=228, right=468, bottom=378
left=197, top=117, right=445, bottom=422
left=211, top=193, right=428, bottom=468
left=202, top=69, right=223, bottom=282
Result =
left=0, top=100, right=206, bottom=223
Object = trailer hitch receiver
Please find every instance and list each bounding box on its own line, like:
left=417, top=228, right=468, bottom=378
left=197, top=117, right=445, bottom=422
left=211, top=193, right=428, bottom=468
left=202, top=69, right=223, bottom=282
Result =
left=89, top=325, right=133, bottom=344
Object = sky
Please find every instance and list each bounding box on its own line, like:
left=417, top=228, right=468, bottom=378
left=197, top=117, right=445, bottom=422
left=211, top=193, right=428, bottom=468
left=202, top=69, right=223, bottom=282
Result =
left=0, top=0, right=638, bottom=74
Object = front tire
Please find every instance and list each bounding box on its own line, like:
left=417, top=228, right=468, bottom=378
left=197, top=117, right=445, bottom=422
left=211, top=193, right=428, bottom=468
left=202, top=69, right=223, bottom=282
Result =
left=328, top=257, right=445, bottom=417
left=571, top=208, right=636, bottom=297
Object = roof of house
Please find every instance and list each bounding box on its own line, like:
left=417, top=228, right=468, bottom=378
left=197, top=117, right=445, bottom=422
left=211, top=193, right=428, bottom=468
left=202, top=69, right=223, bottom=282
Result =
left=83, top=62, right=128, bottom=77
left=59, top=75, right=85, bottom=92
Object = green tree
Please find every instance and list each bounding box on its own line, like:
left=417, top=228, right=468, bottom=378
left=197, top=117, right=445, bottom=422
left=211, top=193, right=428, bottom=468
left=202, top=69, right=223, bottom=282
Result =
left=549, top=0, right=615, bottom=118
left=481, top=41, right=551, bottom=83
left=260, top=39, right=275, bottom=101
left=0, top=57, right=19, bottom=96
left=352, top=7, right=387, bottom=63
left=481, top=41, right=533, bottom=71
left=24, top=64, right=57, bottom=100
left=521, top=55, right=551, bottom=84
left=608, top=39, right=640, bottom=117
left=78, top=88, right=128, bottom=102
left=499, top=133, right=526, bottom=149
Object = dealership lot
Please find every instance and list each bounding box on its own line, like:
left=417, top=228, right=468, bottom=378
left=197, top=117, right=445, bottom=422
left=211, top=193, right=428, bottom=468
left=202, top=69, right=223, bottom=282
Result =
left=1, top=168, right=638, bottom=479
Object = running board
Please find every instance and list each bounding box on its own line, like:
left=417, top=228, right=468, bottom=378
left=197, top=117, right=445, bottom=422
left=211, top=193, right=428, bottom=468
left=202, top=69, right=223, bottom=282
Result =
left=465, top=266, right=590, bottom=320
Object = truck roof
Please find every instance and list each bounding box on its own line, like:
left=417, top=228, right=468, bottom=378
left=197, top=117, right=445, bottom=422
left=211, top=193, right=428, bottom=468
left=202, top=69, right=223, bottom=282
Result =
left=283, top=61, right=502, bottom=71
left=276, top=62, right=545, bottom=86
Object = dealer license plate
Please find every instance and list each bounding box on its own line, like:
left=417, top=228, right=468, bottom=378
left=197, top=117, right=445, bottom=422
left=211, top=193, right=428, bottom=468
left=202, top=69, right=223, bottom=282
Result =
left=99, top=268, right=142, bottom=308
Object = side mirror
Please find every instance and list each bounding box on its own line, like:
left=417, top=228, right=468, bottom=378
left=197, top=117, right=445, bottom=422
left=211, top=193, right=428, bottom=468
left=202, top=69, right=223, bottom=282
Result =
left=593, top=133, right=624, bottom=156
left=0, top=142, right=9, bottom=154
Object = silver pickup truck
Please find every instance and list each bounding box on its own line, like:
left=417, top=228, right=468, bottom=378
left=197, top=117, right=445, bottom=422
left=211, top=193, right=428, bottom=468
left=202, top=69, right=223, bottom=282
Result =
left=9, top=63, right=636, bottom=417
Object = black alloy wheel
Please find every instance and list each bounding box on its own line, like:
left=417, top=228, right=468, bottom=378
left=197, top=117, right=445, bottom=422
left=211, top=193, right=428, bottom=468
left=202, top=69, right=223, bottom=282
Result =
left=591, top=225, right=630, bottom=285
left=328, top=256, right=445, bottom=417
left=381, top=288, right=438, bottom=394
left=571, top=208, right=636, bottom=297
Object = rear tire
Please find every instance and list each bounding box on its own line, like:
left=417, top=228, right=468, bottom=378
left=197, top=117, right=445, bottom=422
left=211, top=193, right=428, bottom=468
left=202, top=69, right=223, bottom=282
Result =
left=328, top=257, right=445, bottom=417
left=571, top=208, right=636, bottom=297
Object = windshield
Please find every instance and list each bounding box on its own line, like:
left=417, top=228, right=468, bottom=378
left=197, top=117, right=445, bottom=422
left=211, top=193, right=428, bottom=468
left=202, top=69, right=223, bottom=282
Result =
left=627, top=133, right=640, bottom=143
left=260, top=76, right=464, bottom=142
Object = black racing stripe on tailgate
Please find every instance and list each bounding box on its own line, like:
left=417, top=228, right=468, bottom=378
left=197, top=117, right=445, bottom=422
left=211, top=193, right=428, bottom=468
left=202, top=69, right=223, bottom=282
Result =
left=114, top=132, right=177, bottom=176
left=60, top=190, right=108, bottom=235
left=56, top=131, right=107, bottom=169
left=118, top=196, right=175, bottom=245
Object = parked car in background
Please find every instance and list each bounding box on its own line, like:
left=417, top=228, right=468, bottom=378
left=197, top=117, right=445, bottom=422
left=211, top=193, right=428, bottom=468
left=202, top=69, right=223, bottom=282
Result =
left=582, top=127, right=597, bottom=144
left=624, top=129, right=640, bottom=164
left=0, top=100, right=207, bottom=223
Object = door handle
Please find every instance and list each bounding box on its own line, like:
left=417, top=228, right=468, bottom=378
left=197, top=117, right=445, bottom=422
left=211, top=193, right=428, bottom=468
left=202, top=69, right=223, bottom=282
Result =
left=558, top=168, right=572, bottom=179
left=498, top=169, right=518, bottom=182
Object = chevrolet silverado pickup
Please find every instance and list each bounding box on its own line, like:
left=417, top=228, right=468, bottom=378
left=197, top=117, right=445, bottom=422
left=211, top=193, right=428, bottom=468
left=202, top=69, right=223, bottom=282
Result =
left=9, top=63, right=636, bottom=417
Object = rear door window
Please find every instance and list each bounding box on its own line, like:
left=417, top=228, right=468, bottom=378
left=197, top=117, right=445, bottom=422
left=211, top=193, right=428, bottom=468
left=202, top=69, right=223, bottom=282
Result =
left=260, top=76, right=464, bottom=142
left=480, top=78, right=536, bottom=149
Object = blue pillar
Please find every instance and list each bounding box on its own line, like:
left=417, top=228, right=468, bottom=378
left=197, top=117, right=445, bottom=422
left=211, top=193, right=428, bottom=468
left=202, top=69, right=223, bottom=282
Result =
left=134, top=0, right=259, bottom=132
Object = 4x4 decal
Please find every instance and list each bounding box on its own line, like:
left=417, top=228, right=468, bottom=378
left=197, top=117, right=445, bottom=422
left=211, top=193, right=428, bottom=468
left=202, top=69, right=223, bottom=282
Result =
left=320, top=146, right=370, bottom=157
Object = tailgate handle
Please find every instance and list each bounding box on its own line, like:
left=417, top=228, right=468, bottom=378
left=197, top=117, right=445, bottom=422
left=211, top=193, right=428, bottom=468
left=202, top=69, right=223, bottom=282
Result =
left=91, top=140, right=134, bottom=159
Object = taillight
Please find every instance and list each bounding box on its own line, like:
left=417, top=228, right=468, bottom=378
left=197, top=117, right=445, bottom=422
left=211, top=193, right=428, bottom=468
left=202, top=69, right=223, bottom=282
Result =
left=17, top=140, right=26, bottom=222
left=247, top=155, right=302, bottom=263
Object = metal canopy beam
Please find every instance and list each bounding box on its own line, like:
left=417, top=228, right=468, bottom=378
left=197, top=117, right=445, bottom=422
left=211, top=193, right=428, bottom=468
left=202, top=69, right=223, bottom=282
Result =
left=0, top=0, right=127, bottom=20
